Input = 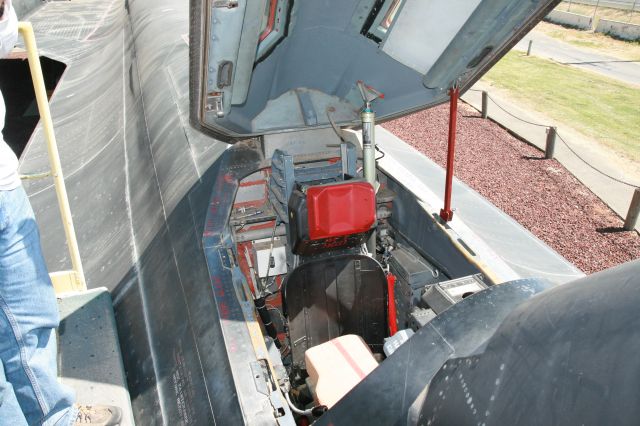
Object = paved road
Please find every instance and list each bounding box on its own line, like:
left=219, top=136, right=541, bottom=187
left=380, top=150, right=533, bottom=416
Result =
left=514, top=31, right=640, bottom=86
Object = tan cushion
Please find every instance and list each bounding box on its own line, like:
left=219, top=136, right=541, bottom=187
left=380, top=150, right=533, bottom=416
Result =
left=305, top=334, right=378, bottom=409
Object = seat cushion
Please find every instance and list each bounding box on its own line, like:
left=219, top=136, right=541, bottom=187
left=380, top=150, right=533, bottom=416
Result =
left=305, top=335, right=379, bottom=409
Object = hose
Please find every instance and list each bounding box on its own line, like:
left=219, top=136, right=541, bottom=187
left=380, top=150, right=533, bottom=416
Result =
left=254, top=297, right=282, bottom=349
left=284, top=392, right=314, bottom=416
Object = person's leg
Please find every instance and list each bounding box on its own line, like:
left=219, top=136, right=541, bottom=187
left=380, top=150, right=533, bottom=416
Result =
left=0, top=359, right=28, bottom=425
left=0, top=186, right=76, bottom=425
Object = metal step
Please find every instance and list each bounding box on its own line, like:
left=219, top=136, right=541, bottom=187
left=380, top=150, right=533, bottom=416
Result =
left=57, top=288, right=134, bottom=425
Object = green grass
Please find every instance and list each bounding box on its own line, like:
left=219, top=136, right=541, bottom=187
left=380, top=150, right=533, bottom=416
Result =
left=483, top=51, right=640, bottom=161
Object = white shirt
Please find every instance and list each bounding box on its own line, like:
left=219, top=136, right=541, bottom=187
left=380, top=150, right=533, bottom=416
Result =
left=0, top=0, right=20, bottom=191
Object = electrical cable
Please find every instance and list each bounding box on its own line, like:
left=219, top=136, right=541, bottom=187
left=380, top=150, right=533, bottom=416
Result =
left=469, top=89, right=639, bottom=187
left=555, top=132, right=639, bottom=187
left=485, top=93, right=548, bottom=127
left=326, top=107, right=347, bottom=143
left=266, top=304, right=287, bottom=326
left=284, top=392, right=314, bottom=416
left=262, top=221, right=279, bottom=295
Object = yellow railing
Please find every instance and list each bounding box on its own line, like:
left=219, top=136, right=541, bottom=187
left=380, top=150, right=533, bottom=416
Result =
left=18, top=22, right=86, bottom=293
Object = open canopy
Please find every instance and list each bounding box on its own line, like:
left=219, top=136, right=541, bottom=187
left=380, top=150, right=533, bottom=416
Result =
left=190, top=0, right=558, bottom=142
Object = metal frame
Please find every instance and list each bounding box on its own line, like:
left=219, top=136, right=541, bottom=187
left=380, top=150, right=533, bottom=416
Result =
left=18, top=22, right=86, bottom=293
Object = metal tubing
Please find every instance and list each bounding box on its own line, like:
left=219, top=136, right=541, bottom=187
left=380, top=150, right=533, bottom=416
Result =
left=361, top=110, right=376, bottom=187
left=440, top=87, right=459, bottom=222
left=362, top=109, right=377, bottom=254
left=545, top=126, right=557, bottom=159
left=481, top=91, right=488, bottom=119
left=527, top=40, right=533, bottom=56
left=19, top=22, right=86, bottom=291
left=624, top=188, right=640, bottom=231
left=235, top=224, right=286, bottom=243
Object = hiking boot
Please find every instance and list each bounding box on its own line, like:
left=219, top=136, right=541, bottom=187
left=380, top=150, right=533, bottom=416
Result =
left=74, top=404, right=122, bottom=425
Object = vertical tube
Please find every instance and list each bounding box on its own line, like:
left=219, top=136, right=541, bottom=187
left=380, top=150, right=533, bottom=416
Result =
left=361, top=110, right=376, bottom=187
left=362, top=109, right=377, bottom=254
left=19, top=22, right=86, bottom=291
left=440, top=87, right=459, bottom=222
left=340, top=142, right=349, bottom=178
left=527, top=40, right=533, bottom=56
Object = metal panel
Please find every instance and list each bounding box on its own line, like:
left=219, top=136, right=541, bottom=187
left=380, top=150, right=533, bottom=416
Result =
left=202, top=143, right=295, bottom=425
left=189, top=0, right=560, bottom=139
left=382, top=0, right=482, bottom=74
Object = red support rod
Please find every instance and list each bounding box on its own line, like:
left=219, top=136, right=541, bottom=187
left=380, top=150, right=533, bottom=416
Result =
left=387, top=273, right=398, bottom=336
left=440, top=87, right=459, bottom=222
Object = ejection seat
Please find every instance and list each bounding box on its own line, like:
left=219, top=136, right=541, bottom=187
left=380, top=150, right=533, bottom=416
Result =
left=281, top=179, right=388, bottom=370
left=282, top=253, right=387, bottom=370
left=270, top=145, right=389, bottom=369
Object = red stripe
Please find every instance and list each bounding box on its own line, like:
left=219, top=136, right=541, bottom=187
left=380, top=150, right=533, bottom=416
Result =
left=239, top=179, right=267, bottom=188
left=259, top=0, right=278, bottom=42
left=331, top=338, right=367, bottom=380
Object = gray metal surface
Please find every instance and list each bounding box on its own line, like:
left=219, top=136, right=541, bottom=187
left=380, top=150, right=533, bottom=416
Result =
left=57, top=288, right=134, bottom=426
left=201, top=142, right=296, bottom=425
left=15, top=0, right=233, bottom=423
left=382, top=0, right=482, bottom=74
left=190, top=0, right=561, bottom=139
left=12, top=0, right=42, bottom=19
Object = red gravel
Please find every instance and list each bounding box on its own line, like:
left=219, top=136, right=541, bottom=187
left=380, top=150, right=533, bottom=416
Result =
left=383, top=103, right=640, bottom=274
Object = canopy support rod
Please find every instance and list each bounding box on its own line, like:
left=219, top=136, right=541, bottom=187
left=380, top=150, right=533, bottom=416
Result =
left=440, top=86, right=459, bottom=223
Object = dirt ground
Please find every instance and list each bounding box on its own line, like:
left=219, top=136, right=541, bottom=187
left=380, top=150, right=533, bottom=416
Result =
left=383, top=102, right=640, bottom=275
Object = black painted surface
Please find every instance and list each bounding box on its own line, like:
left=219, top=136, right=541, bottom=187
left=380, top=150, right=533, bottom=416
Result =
left=283, top=254, right=388, bottom=369
left=421, top=259, right=640, bottom=426
left=16, top=0, right=234, bottom=423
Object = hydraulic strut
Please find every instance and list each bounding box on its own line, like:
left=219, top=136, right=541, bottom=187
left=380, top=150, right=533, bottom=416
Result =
left=440, top=86, right=459, bottom=222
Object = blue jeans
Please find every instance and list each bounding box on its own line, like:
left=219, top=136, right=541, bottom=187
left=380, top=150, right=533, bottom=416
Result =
left=0, top=186, right=76, bottom=425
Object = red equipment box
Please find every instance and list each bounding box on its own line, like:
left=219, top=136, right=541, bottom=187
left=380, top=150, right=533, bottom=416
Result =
left=288, top=180, right=376, bottom=256
left=306, top=181, right=376, bottom=240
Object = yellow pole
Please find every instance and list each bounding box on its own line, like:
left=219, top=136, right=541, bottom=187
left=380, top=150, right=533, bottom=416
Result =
left=18, top=22, right=86, bottom=291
